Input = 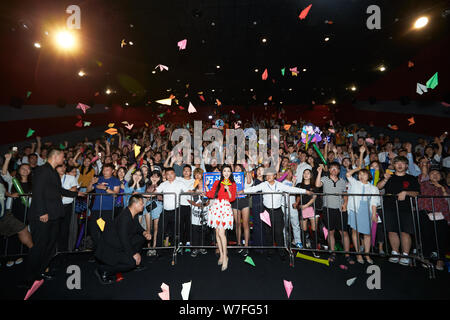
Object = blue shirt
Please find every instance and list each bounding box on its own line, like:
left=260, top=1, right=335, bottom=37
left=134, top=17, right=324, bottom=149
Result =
left=123, top=184, right=146, bottom=207
left=92, top=176, right=121, bottom=211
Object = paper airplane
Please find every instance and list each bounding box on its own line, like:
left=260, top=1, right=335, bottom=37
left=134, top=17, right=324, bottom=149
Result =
left=426, top=72, right=438, bottom=89
left=323, top=226, right=328, bottom=240
left=26, top=128, right=35, bottom=138
left=283, top=280, right=293, bottom=298
left=83, top=121, right=91, bottom=127
left=144, top=122, right=149, bottom=127
left=408, top=61, right=414, bottom=68
left=290, top=67, right=298, bottom=73
left=125, top=124, right=134, bottom=130
left=299, top=4, right=312, bottom=20
left=188, top=102, right=197, bottom=113
left=75, top=120, right=83, bottom=127
left=179, top=106, right=184, bottom=110
left=199, top=95, right=205, bottom=102
left=121, top=39, right=126, bottom=48
left=284, top=124, right=291, bottom=131
left=177, top=39, right=187, bottom=50
left=408, top=117, right=415, bottom=126
left=76, top=103, right=91, bottom=114
left=216, top=99, right=222, bottom=106
left=416, top=83, right=428, bottom=95
left=292, top=72, right=298, bottom=76
left=339, top=264, right=348, bottom=270
left=108, top=123, right=115, bottom=128
left=24, top=279, right=44, bottom=300
left=26, top=91, right=32, bottom=99
left=281, top=68, right=285, bottom=76
left=158, top=283, right=170, bottom=300
left=346, top=277, right=357, bottom=286
left=181, top=281, right=192, bottom=300
left=260, top=210, right=271, bottom=227
left=156, top=98, right=172, bottom=106
left=121, top=121, right=129, bottom=125
left=158, top=124, right=165, bottom=132
left=105, top=128, right=118, bottom=135
left=388, top=124, right=398, bottom=130
left=262, top=68, right=268, bottom=80
left=244, top=256, right=255, bottom=267
left=365, top=138, right=374, bottom=144
left=155, top=64, right=169, bottom=71
left=96, top=218, right=105, bottom=232
left=441, top=101, right=450, bottom=107
left=134, top=145, right=141, bottom=157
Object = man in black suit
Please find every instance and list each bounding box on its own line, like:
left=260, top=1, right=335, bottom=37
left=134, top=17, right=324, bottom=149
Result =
left=25, top=149, right=85, bottom=287
left=95, top=194, right=151, bottom=284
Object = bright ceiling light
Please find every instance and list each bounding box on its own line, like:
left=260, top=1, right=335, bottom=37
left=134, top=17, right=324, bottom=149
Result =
left=324, top=37, right=330, bottom=41
left=303, top=68, right=307, bottom=72
left=34, top=42, right=41, bottom=48
left=261, top=38, right=267, bottom=43
left=254, top=68, right=259, bottom=72
left=351, top=86, right=356, bottom=91
left=379, top=65, right=386, bottom=72
left=332, top=99, right=336, bottom=104
left=78, top=70, right=85, bottom=77
left=105, top=89, right=112, bottom=95
left=55, top=30, right=76, bottom=50
left=152, top=70, right=156, bottom=74
left=216, top=65, right=220, bottom=69
left=208, top=115, right=213, bottom=119
left=414, top=16, right=429, bottom=29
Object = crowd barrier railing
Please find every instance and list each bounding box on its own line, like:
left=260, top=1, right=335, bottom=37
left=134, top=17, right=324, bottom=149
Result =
left=176, top=191, right=292, bottom=262
left=1, top=192, right=448, bottom=279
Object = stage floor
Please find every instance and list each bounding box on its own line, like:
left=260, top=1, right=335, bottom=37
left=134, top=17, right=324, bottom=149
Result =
left=1, top=250, right=449, bottom=300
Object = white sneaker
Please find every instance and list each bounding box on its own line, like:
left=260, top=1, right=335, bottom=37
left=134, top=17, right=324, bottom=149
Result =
left=388, top=250, right=400, bottom=263
left=399, top=253, right=410, bottom=266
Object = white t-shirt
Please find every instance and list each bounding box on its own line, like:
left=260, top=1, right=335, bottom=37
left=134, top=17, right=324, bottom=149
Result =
left=61, top=174, right=79, bottom=204
left=156, top=179, right=187, bottom=210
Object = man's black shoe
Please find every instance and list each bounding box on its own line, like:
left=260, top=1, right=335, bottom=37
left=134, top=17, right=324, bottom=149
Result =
left=17, top=280, right=34, bottom=290
left=40, top=272, right=56, bottom=281
left=94, top=268, right=114, bottom=285
left=133, top=265, right=147, bottom=272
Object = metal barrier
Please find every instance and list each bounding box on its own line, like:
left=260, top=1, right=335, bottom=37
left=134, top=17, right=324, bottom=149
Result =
left=2, top=191, right=448, bottom=279
left=1, top=192, right=178, bottom=266
left=176, top=191, right=293, bottom=262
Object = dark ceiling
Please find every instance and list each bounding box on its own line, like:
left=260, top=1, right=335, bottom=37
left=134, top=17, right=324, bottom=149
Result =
left=1, top=0, right=449, bottom=108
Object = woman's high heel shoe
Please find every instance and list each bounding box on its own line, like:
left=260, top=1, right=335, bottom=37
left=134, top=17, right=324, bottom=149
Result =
left=218, top=258, right=223, bottom=265
left=221, top=257, right=228, bottom=271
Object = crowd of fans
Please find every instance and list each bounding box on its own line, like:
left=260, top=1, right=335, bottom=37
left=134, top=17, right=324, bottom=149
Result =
left=1, top=115, right=449, bottom=270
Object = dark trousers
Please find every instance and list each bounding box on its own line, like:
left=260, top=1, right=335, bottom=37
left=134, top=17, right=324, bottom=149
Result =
left=419, top=210, right=449, bottom=259
left=88, top=210, right=114, bottom=249
left=98, top=235, right=145, bottom=274
left=180, top=205, right=192, bottom=244
left=156, top=209, right=176, bottom=246
left=263, top=206, right=286, bottom=256
left=192, top=224, right=209, bottom=247
left=58, top=204, right=73, bottom=252
left=251, top=196, right=264, bottom=249
left=26, top=219, right=59, bottom=282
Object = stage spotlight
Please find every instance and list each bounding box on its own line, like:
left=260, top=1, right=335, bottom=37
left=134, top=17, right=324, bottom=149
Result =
left=379, top=65, right=386, bottom=72
left=55, top=30, right=76, bottom=50
left=303, top=68, right=307, bottom=72
left=324, top=37, right=330, bottom=41
left=414, top=16, right=428, bottom=29
left=351, top=86, right=356, bottom=91
left=78, top=70, right=85, bottom=77
left=152, top=70, right=156, bottom=74
left=261, top=38, right=267, bottom=43
left=208, top=115, right=213, bottom=119
left=254, top=68, right=259, bottom=72
left=331, top=99, right=336, bottom=104
left=216, top=65, right=220, bottom=69
left=105, top=89, right=112, bottom=95
left=34, top=42, right=41, bottom=48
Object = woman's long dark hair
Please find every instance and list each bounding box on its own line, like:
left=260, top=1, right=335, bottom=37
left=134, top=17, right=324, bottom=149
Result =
left=214, top=164, right=235, bottom=199
left=80, top=158, right=95, bottom=176
left=128, top=169, right=146, bottom=188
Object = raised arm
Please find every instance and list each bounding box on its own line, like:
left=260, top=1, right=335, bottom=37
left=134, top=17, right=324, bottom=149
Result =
left=2, top=153, right=11, bottom=176
left=36, top=136, right=42, bottom=155
left=315, top=166, right=323, bottom=188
